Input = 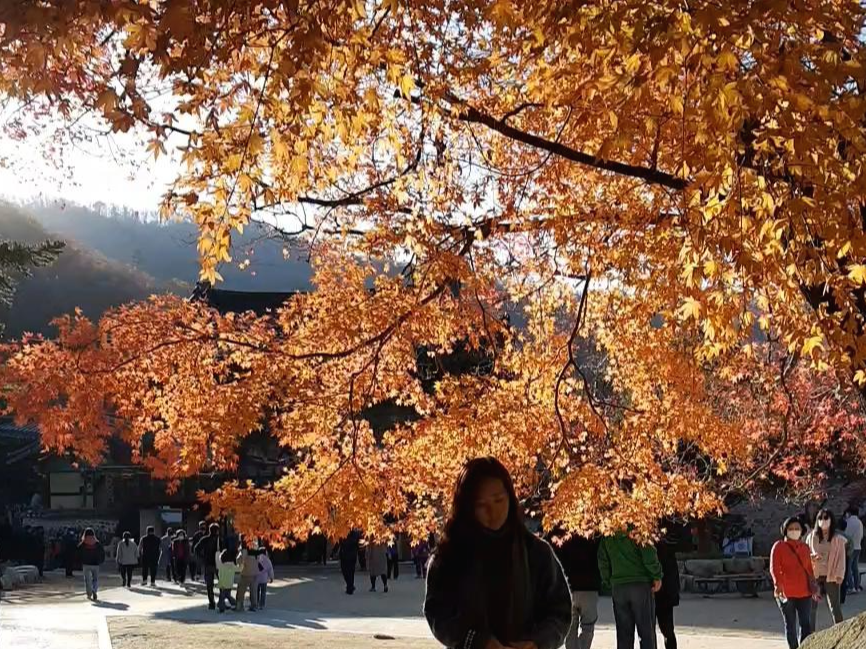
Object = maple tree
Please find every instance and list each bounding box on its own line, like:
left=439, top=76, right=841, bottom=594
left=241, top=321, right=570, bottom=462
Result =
left=3, top=0, right=866, bottom=541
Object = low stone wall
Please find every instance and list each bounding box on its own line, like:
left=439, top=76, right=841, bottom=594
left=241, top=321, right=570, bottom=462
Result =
left=22, top=516, right=117, bottom=540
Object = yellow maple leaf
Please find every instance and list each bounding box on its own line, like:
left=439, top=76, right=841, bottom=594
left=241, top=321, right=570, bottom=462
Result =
left=678, top=298, right=701, bottom=321
left=801, top=335, right=824, bottom=356
left=848, top=264, right=866, bottom=285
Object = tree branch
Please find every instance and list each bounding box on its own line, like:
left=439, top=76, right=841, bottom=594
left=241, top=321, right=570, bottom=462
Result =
left=444, top=93, right=688, bottom=190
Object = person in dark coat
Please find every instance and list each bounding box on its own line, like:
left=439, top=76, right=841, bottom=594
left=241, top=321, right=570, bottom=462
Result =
left=655, top=534, right=681, bottom=649
left=172, top=530, right=191, bottom=584
left=424, top=457, right=572, bottom=649
left=30, top=526, right=46, bottom=579
left=78, top=528, right=106, bottom=601
left=62, top=527, right=78, bottom=577
left=338, top=529, right=361, bottom=594
left=138, top=526, right=161, bottom=586
left=194, top=523, right=222, bottom=609
left=553, top=532, right=601, bottom=649
left=190, top=521, right=206, bottom=581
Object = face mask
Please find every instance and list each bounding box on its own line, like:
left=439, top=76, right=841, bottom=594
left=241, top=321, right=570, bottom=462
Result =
left=787, top=530, right=802, bottom=541
left=820, top=520, right=831, bottom=530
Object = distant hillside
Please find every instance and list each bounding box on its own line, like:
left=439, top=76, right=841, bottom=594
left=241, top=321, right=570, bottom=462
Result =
left=0, top=203, right=161, bottom=338
left=25, top=200, right=314, bottom=292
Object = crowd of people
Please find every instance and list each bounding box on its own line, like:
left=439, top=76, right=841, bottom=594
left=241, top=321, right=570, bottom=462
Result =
left=0, top=513, right=114, bottom=581
left=769, top=506, right=864, bottom=649
left=421, top=456, right=865, bottom=649
left=422, top=457, right=686, bottom=649
left=332, top=529, right=435, bottom=595
left=3, top=459, right=865, bottom=649
left=66, top=522, right=275, bottom=611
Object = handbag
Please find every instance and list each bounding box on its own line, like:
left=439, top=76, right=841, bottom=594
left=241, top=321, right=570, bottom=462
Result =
left=782, top=541, right=819, bottom=597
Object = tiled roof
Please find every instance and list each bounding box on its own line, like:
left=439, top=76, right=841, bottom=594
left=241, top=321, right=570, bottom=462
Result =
left=190, top=282, right=298, bottom=316
left=0, top=420, right=40, bottom=442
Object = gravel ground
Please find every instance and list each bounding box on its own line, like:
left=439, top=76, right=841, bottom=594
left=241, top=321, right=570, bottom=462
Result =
left=108, top=617, right=440, bottom=649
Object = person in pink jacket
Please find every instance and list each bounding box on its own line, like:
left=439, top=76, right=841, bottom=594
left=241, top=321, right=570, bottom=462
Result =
left=807, top=508, right=846, bottom=629
left=256, top=547, right=275, bottom=609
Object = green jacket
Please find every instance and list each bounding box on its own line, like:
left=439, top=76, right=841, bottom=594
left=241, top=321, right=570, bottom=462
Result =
left=598, top=533, right=663, bottom=588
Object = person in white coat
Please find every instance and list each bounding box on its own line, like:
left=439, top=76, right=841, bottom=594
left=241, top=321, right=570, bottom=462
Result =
left=116, top=531, right=139, bottom=588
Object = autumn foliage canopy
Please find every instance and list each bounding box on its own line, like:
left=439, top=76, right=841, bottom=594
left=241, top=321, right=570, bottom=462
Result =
left=3, top=0, right=866, bottom=541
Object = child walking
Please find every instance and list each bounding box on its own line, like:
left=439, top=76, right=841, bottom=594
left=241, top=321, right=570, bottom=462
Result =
left=216, top=548, right=239, bottom=613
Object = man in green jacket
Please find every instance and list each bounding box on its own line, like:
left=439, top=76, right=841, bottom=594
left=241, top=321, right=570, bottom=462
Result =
left=599, top=532, right=663, bottom=649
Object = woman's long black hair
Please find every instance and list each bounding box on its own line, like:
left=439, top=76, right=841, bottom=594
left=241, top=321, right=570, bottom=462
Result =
left=433, top=457, right=529, bottom=640
left=815, top=508, right=837, bottom=542
left=436, top=456, right=525, bottom=562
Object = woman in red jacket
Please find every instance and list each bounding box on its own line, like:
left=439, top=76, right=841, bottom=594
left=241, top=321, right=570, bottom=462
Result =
left=771, top=516, right=816, bottom=649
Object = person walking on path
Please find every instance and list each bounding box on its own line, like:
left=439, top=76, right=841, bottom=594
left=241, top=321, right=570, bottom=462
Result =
left=412, top=539, right=430, bottom=579
left=172, top=529, right=191, bottom=584
left=843, top=508, right=863, bottom=593
left=139, top=526, right=161, bottom=586
left=655, top=535, right=681, bottom=649
left=235, top=535, right=265, bottom=611
left=216, top=548, right=239, bottom=613
left=386, top=543, right=400, bottom=580
left=554, top=532, right=601, bottom=649
left=62, top=527, right=78, bottom=577
left=837, top=517, right=855, bottom=604
left=424, top=456, right=571, bottom=649
left=115, top=531, right=138, bottom=588
left=78, top=528, right=105, bottom=602
left=30, top=527, right=45, bottom=580
left=807, top=508, right=845, bottom=629
left=771, top=516, right=816, bottom=649
left=367, top=541, right=389, bottom=592
left=598, top=531, right=662, bottom=649
left=338, top=529, right=361, bottom=594
left=189, top=521, right=206, bottom=582
left=159, top=527, right=174, bottom=582
left=256, top=547, right=275, bottom=609
left=194, top=522, right=222, bottom=609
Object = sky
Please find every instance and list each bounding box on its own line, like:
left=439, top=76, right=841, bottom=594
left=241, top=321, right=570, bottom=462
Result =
left=0, top=129, right=179, bottom=212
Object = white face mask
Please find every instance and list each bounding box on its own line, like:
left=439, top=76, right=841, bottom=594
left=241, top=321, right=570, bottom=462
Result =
left=820, top=520, right=831, bottom=530
left=787, top=530, right=802, bottom=541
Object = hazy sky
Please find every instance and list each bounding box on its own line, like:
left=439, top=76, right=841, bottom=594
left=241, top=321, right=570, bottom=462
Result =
left=0, top=131, right=179, bottom=212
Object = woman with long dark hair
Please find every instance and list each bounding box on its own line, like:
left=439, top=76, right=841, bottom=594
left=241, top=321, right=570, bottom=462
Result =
left=806, top=509, right=845, bottom=629
left=424, top=457, right=571, bottom=649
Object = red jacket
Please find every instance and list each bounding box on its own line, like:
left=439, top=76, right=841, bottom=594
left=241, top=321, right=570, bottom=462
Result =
left=771, top=539, right=814, bottom=599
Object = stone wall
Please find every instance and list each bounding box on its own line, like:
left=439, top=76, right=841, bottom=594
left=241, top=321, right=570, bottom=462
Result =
left=728, top=480, right=866, bottom=556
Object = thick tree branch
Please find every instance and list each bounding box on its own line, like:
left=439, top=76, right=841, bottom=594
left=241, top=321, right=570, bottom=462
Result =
left=444, top=93, right=689, bottom=191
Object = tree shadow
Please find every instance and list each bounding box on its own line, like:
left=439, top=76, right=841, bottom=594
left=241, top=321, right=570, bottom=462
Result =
left=128, top=586, right=163, bottom=597
left=150, top=606, right=328, bottom=630
left=93, top=600, right=130, bottom=610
